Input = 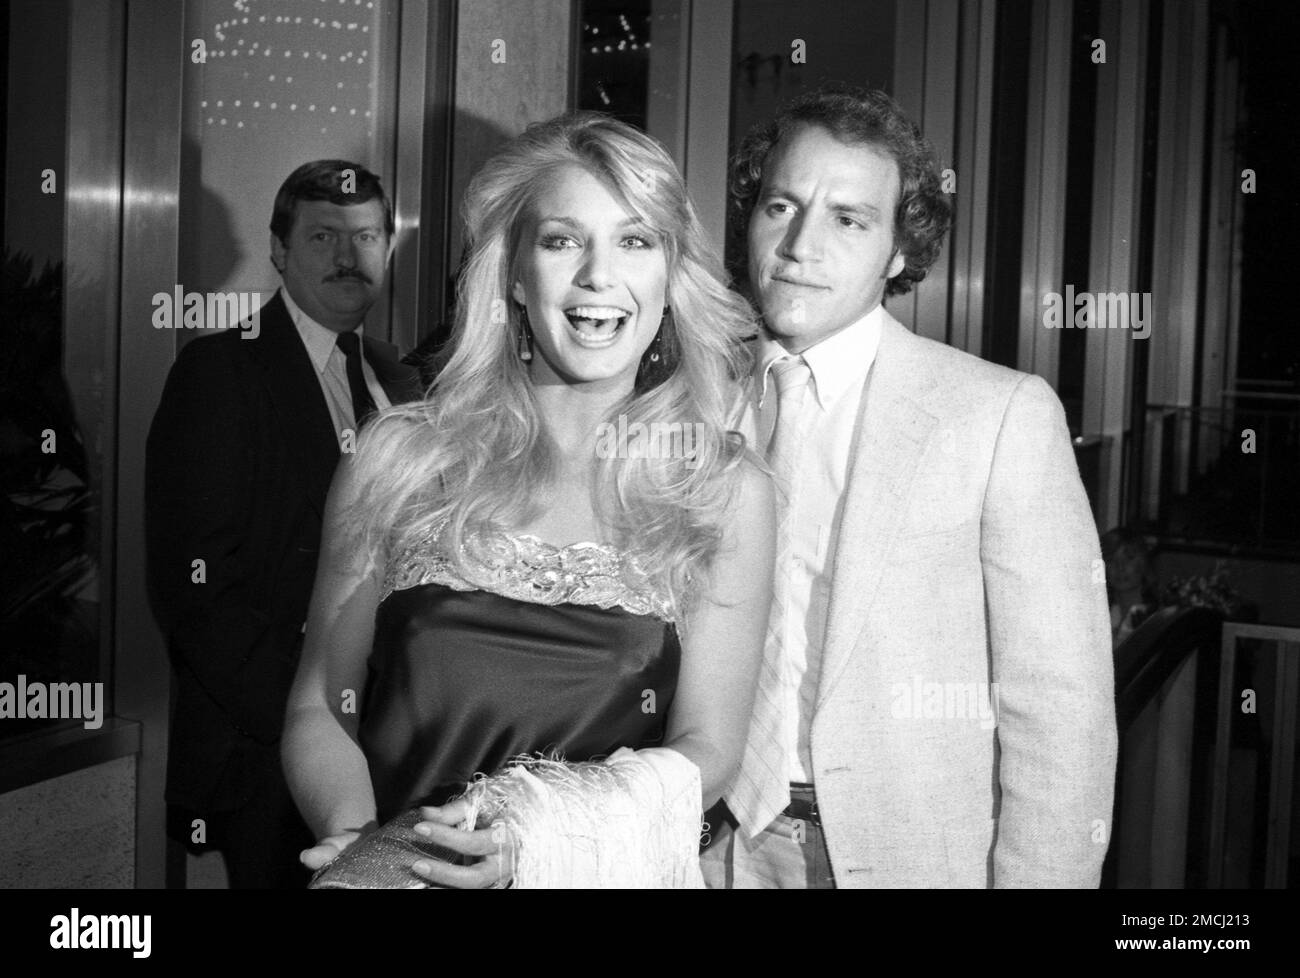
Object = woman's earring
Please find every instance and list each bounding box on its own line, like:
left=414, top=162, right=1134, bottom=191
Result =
left=650, top=307, right=671, bottom=362
left=635, top=307, right=674, bottom=391
left=518, top=306, right=533, bottom=362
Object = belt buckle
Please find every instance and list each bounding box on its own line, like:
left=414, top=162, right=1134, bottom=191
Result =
left=807, top=798, right=821, bottom=829
left=785, top=789, right=821, bottom=828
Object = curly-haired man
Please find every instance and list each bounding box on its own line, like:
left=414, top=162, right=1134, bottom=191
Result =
left=705, top=85, right=1117, bottom=888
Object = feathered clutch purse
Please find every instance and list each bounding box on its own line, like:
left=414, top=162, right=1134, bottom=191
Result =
left=309, top=747, right=704, bottom=889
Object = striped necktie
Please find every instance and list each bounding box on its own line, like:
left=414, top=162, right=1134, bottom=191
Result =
left=730, top=355, right=811, bottom=838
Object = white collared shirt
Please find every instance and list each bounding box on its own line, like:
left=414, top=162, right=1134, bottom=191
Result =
left=280, top=286, right=391, bottom=444
left=756, top=304, right=883, bottom=783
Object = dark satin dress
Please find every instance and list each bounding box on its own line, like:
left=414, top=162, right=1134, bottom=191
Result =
left=359, top=523, right=680, bottom=823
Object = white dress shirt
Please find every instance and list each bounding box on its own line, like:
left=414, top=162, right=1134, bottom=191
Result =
left=280, top=286, right=391, bottom=443
left=756, top=304, right=883, bottom=783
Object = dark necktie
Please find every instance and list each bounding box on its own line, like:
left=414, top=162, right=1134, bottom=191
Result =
left=335, top=330, right=377, bottom=428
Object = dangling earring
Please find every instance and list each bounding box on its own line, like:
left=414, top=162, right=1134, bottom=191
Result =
left=635, top=307, right=675, bottom=392
left=650, top=306, right=671, bottom=362
left=517, top=306, right=533, bottom=362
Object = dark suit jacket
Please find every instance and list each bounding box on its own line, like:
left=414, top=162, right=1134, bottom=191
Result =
left=145, top=291, right=422, bottom=811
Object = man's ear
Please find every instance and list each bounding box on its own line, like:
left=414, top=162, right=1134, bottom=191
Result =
left=270, top=233, right=287, bottom=274
left=886, top=246, right=905, bottom=282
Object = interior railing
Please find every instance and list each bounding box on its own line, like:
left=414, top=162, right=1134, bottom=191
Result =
left=1105, top=613, right=1300, bottom=888
left=1207, top=622, right=1300, bottom=888
left=1135, top=402, right=1299, bottom=555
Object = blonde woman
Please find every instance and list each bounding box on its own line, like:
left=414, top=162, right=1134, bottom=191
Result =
left=282, top=113, right=774, bottom=887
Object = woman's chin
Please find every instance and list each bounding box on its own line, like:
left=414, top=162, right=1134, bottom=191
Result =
left=530, top=336, right=647, bottom=388
left=534, top=356, right=639, bottom=389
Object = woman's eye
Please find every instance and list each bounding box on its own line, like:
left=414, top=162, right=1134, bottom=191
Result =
left=837, top=216, right=863, bottom=230
left=765, top=202, right=792, bottom=217
left=622, top=235, right=654, bottom=249
left=540, top=235, right=578, bottom=250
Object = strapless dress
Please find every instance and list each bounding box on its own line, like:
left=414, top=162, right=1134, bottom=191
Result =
left=358, top=521, right=681, bottom=822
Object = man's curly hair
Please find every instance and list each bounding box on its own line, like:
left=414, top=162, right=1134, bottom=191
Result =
left=730, top=84, right=951, bottom=297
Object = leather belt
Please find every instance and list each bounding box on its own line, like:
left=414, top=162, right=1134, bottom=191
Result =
left=782, top=786, right=821, bottom=827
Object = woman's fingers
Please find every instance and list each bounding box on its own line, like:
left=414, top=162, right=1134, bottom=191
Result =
left=299, top=833, right=358, bottom=871
left=410, top=805, right=514, bottom=887
left=299, top=845, right=334, bottom=871
left=418, top=799, right=471, bottom=826
left=408, top=816, right=515, bottom=888
left=414, top=819, right=510, bottom=858
left=411, top=850, right=510, bottom=889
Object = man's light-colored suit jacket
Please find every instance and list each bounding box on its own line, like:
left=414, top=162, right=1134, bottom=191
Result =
left=752, top=310, right=1117, bottom=888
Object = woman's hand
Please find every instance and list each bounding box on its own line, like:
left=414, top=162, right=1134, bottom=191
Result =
left=299, top=831, right=363, bottom=871
left=411, top=799, right=515, bottom=888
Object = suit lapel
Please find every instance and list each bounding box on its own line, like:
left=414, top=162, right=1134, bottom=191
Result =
left=251, top=293, right=339, bottom=519
left=816, top=313, right=941, bottom=709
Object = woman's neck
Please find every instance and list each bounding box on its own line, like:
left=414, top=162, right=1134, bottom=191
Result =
left=531, top=376, right=631, bottom=459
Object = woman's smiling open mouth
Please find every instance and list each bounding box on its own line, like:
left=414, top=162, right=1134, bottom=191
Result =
left=563, top=305, right=632, bottom=347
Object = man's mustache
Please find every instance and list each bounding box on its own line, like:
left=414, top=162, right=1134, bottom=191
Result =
left=325, top=270, right=372, bottom=284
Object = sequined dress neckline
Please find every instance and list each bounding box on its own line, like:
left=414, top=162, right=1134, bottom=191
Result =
left=381, top=520, right=674, bottom=622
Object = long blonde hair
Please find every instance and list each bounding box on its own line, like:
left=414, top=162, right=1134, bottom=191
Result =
left=347, top=113, right=756, bottom=618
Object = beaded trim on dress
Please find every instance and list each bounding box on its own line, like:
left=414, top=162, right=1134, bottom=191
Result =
left=380, top=520, right=675, bottom=622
